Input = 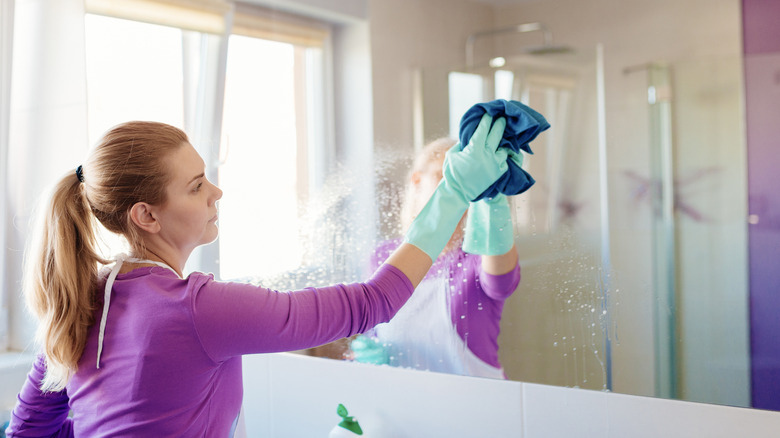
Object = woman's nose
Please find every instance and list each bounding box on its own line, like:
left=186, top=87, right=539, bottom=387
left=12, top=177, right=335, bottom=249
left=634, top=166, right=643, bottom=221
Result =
left=210, top=181, right=223, bottom=203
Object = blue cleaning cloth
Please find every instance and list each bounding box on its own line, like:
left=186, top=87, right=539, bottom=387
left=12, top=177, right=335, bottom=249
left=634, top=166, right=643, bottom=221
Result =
left=459, top=99, right=550, bottom=201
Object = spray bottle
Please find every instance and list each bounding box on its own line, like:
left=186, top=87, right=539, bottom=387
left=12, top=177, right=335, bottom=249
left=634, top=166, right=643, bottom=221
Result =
left=329, top=404, right=363, bottom=437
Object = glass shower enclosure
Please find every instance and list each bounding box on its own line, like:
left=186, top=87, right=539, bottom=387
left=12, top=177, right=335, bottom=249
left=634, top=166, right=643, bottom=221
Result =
left=438, top=44, right=750, bottom=406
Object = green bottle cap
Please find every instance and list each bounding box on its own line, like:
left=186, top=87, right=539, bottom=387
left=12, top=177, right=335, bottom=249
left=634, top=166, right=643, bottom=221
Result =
left=336, top=403, right=363, bottom=435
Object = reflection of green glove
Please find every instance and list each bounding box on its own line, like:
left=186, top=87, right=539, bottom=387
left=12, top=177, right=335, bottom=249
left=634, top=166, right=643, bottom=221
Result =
left=350, top=335, right=389, bottom=365
left=463, top=150, right=522, bottom=255
left=403, top=114, right=508, bottom=261
left=463, top=193, right=514, bottom=255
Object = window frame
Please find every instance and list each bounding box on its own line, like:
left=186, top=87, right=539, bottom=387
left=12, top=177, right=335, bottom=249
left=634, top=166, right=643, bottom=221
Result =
left=81, top=0, right=335, bottom=279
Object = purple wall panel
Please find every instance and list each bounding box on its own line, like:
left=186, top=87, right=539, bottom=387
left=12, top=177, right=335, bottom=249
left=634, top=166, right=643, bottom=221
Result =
left=743, top=0, right=780, bottom=54
left=743, top=0, right=780, bottom=410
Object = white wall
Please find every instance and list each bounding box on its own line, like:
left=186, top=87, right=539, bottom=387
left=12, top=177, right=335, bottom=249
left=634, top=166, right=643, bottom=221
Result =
left=241, top=352, right=780, bottom=437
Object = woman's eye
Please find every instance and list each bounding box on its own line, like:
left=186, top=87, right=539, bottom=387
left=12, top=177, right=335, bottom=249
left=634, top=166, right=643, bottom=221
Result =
left=194, top=182, right=203, bottom=192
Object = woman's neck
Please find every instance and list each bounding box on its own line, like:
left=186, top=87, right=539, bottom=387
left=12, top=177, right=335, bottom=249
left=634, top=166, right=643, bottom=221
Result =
left=126, top=248, right=183, bottom=277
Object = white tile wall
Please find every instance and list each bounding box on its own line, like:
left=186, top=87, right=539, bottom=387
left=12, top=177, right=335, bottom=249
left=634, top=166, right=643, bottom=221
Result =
left=243, top=353, right=780, bottom=438
left=242, top=353, right=523, bottom=438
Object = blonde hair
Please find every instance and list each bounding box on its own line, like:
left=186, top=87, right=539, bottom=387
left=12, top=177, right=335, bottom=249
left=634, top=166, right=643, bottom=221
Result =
left=24, top=121, right=189, bottom=391
left=400, top=137, right=457, bottom=231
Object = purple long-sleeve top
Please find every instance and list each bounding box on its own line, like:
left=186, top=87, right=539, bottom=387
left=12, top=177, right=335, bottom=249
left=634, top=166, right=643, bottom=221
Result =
left=370, top=239, right=521, bottom=369
left=7, top=263, right=412, bottom=437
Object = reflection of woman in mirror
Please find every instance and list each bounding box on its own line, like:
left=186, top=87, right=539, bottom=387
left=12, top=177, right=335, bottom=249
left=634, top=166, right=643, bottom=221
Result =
left=6, top=116, right=510, bottom=435
left=351, top=137, right=521, bottom=379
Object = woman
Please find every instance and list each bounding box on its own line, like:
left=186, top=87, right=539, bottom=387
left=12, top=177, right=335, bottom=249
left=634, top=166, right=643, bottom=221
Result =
left=7, top=114, right=508, bottom=437
left=352, top=137, right=521, bottom=379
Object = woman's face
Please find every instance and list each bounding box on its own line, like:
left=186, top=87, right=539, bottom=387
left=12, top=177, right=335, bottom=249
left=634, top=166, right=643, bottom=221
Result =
left=153, top=143, right=223, bottom=256
left=414, top=155, right=445, bottom=211
left=411, top=152, right=466, bottom=248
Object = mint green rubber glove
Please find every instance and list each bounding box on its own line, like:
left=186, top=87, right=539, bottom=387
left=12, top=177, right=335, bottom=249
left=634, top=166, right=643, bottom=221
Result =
left=403, top=113, right=508, bottom=261
left=462, top=150, right=522, bottom=255
left=350, top=335, right=389, bottom=365
left=463, top=193, right=514, bottom=255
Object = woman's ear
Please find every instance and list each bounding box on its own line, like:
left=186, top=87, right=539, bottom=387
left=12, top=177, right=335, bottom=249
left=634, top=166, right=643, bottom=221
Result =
left=129, top=202, right=160, bottom=234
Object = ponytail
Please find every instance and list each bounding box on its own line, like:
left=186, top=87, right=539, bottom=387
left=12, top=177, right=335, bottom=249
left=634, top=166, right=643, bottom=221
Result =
left=23, top=121, right=189, bottom=391
left=24, top=170, right=108, bottom=392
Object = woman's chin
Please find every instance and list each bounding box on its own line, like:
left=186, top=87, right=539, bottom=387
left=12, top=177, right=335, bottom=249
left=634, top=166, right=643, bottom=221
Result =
left=203, top=226, right=220, bottom=245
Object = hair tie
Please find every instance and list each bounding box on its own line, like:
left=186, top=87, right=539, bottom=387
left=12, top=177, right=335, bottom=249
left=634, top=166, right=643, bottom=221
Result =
left=76, top=165, right=84, bottom=183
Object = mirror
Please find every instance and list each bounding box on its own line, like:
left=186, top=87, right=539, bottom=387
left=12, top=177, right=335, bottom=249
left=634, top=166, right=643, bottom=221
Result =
left=416, top=0, right=751, bottom=409
left=436, top=44, right=749, bottom=407
left=250, top=0, right=756, bottom=411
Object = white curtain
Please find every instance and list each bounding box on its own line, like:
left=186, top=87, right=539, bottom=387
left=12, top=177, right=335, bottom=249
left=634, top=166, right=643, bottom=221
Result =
left=5, top=0, right=89, bottom=350
left=181, top=26, right=232, bottom=277
left=1, top=0, right=15, bottom=350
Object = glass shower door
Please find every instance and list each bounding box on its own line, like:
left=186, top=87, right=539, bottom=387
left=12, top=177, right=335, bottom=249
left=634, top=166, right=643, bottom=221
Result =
left=619, top=56, right=750, bottom=406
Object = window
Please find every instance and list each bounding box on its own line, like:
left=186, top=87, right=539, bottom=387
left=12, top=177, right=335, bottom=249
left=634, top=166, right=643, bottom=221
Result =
left=82, top=3, right=331, bottom=281
left=218, top=3, right=330, bottom=280
left=218, top=36, right=308, bottom=280
left=84, top=15, right=186, bottom=152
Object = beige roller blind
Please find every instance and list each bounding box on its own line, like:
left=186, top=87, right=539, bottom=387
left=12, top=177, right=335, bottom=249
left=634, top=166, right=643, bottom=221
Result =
left=85, top=0, right=329, bottom=46
left=232, top=3, right=329, bottom=47
left=85, top=0, right=232, bottom=34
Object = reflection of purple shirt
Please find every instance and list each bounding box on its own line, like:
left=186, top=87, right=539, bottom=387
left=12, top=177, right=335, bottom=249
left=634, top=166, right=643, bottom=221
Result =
left=370, top=239, right=521, bottom=368
left=7, top=264, right=412, bottom=437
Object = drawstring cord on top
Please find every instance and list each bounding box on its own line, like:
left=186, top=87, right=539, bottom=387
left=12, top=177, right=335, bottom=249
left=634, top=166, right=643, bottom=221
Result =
left=96, top=254, right=181, bottom=369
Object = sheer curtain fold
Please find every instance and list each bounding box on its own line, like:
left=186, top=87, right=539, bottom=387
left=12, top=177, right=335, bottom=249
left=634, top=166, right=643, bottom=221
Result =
left=1, top=0, right=15, bottom=350
left=181, top=27, right=232, bottom=277
left=5, top=0, right=89, bottom=350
